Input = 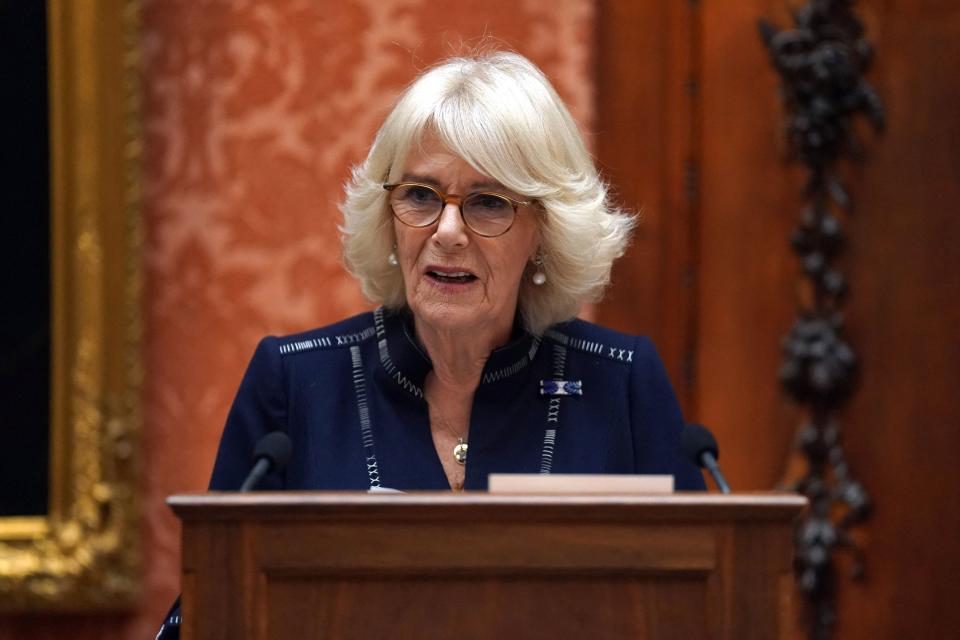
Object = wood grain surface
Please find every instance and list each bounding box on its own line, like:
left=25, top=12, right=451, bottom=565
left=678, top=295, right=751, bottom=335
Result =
left=172, top=493, right=803, bottom=640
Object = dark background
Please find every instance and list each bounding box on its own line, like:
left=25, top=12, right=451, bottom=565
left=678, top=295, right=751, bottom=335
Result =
left=0, top=1, right=50, bottom=517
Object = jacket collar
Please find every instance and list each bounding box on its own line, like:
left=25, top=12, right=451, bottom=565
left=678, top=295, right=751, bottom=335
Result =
left=374, top=307, right=540, bottom=399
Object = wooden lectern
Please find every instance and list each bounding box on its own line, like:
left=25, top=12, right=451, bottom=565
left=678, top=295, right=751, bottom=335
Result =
left=168, top=493, right=805, bottom=639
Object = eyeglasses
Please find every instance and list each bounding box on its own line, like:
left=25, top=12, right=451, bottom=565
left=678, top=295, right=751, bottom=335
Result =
left=383, top=182, right=532, bottom=238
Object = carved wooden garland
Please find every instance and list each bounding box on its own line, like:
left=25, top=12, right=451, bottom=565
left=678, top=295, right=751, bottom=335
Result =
left=758, top=1, right=883, bottom=638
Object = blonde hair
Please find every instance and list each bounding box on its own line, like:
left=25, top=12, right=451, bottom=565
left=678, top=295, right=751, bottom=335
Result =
left=340, top=51, right=634, bottom=335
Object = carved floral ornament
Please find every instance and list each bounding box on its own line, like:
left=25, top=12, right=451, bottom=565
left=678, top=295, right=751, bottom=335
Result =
left=0, top=0, right=142, bottom=611
left=759, top=1, right=883, bottom=638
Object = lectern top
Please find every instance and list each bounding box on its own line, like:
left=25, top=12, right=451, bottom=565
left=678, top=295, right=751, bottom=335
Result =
left=168, top=491, right=806, bottom=523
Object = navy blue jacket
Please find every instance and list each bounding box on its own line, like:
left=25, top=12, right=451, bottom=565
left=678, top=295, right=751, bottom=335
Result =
left=209, top=307, right=705, bottom=491
left=159, top=309, right=705, bottom=638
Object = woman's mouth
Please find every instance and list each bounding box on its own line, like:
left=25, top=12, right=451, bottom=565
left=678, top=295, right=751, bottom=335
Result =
left=426, top=269, right=478, bottom=284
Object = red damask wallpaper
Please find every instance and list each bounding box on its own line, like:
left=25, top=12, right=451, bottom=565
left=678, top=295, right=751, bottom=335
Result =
left=37, top=2, right=593, bottom=638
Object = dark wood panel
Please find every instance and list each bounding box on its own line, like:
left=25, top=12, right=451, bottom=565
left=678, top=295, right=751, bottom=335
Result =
left=596, top=0, right=960, bottom=637
left=695, top=0, right=800, bottom=491
left=266, top=576, right=707, bottom=640
left=596, top=0, right=799, bottom=486
left=833, top=1, right=960, bottom=637
left=594, top=0, right=699, bottom=410
left=693, top=0, right=960, bottom=634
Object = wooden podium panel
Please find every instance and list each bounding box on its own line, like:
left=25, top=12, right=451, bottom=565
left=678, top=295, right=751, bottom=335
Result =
left=169, top=493, right=805, bottom=640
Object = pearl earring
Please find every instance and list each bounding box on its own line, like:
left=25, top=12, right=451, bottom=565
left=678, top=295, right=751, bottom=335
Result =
left=388, top=244, right=398, bottom=267
left=532, top=252, right=546, bottom=286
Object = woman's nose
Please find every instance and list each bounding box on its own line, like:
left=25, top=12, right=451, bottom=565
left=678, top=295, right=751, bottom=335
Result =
left=433, top=202, right=469, bottom=249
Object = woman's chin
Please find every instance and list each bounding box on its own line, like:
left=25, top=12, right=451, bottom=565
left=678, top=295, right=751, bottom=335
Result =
left=412, top=302, right=483, bottom=332
left=408, top=277, right=520, bottom=339
left=410, top=297, right=512, bottom=337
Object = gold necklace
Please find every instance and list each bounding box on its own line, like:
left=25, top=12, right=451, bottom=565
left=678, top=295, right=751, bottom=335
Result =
left=429, top=406, right=468, bottom=465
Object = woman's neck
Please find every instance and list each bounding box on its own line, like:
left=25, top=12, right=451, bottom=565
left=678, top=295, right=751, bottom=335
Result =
left=414, top=316, right=513, bottom=389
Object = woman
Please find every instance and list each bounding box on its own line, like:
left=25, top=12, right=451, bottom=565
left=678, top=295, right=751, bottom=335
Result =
left=157, top=49, right=705, bottom=640
left=207, top=51, right=704, bottom=493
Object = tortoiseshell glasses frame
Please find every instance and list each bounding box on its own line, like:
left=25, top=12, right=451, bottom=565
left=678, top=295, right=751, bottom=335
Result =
left=383, top=182, right=533, bottom=238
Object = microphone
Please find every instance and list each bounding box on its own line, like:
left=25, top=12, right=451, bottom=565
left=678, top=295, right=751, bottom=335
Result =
left=682, top=423, right=731, bottom=494
left=238, top=431, right=293, bottom=492
left=157, top=431, right=294, bottom=639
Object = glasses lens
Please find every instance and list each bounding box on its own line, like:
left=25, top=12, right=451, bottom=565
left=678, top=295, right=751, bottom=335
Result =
left=463, top=193, right=515, bottom=236
left=390, top=184, right=442, bottom=227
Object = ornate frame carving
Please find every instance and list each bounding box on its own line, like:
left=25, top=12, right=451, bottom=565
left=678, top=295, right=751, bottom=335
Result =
left=0, top=0, right=141, bottom=610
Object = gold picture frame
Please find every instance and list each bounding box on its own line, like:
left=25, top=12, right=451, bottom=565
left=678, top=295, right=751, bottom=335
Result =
left=0, top=0, right=142, bottom=610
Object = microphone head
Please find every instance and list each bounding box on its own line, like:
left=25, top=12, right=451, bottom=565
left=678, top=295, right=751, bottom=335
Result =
left=681, top=422, right=719, bottom=467
left=253, top=431, right=293, bottom=472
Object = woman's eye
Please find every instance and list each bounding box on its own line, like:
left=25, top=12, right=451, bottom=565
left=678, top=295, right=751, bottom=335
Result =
left=472, top=194, right=509, bottom=210
left=406, top=186, right=438, bottom=203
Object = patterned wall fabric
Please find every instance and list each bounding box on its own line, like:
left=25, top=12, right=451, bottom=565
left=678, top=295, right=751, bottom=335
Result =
left=131, top=1, right=595, bottom=637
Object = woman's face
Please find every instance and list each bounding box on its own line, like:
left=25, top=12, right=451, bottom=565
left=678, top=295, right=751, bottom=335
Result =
left=392, top=137, right=540, bottom=341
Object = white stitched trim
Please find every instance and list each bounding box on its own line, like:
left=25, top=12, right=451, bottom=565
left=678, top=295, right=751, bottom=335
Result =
left=547, top=329, right=633, bottom=363
left=540, top=344, right=568, bottom=474
left=350, top=346, right=381, bottom=488
left=278, top=326, right=376, bottom=355
left=540, top=429, right=557, bottom=474
left=482, top=336, right=541, bottom=384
